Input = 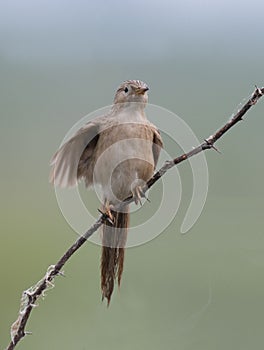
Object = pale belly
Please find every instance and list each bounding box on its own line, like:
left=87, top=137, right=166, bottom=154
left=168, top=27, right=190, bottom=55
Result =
left=93, top=123, right=155, bottom=204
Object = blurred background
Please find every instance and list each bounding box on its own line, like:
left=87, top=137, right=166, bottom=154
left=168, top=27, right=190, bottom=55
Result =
left=1, top=0, right=264, bottom=349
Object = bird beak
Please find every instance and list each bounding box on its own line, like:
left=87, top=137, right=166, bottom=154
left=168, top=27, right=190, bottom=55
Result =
left=135, top=87, right=149, bottom=95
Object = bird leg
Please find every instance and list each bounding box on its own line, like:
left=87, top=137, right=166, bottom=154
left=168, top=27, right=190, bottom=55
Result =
left=131, top=179, right=149, bottom=205
left=99, top=200, right=115, bottom=225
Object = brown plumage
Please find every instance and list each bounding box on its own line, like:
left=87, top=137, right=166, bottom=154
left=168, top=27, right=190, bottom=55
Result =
left=101, top=206, right=129, bottom=305
left=50, top=80, right=163, bottom=305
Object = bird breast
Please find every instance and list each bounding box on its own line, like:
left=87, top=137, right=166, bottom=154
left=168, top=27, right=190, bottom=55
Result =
left=93, top=118, right=155, bottom=204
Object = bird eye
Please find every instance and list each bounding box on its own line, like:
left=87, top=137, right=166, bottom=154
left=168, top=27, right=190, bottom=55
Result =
left=124, top=87, right=129, bottom=93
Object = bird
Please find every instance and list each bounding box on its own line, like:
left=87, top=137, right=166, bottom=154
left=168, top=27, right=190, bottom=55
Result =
left=50, top=80, right=163, bottom=305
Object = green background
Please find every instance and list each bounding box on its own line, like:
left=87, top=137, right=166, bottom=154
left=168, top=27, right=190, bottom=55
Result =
left=1, top=1, right=264, bottom=349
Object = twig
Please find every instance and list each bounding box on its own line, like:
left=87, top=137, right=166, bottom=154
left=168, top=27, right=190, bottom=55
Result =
left=5, top=86, right=264, bottom=350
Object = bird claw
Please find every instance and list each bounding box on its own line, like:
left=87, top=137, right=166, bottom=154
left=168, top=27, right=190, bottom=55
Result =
left=132, top=185, right=149, bottom=205
left=98, top=204, right=115, bottom=225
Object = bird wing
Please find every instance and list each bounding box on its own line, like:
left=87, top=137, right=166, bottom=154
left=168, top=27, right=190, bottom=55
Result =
left=151, top=124, right=163, bottom=168
left=49, top=120, right=101, bottom=188
left=50, top=117, right=163, bottom=187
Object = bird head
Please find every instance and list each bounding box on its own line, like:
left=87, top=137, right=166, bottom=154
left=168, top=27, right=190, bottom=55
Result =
left=113, top=80, right=149, bottom=107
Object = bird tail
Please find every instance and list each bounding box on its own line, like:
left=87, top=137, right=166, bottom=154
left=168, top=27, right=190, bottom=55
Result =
left=101, top=205, right=129, bottom=305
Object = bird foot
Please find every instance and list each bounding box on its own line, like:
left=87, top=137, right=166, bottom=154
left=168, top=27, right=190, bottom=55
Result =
left=98, top=202, right=115, bottom=225
left=131, top=184, right=149, bottom=205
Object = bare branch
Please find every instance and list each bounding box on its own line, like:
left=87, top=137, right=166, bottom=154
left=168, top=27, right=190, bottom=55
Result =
left=145, top=86, right=264, bottom=190
left=5, top=86, right=264, bottom=350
